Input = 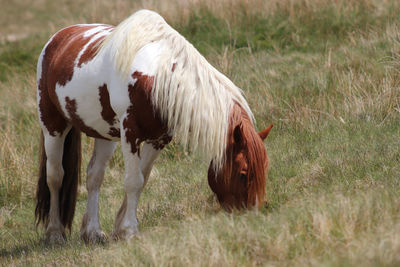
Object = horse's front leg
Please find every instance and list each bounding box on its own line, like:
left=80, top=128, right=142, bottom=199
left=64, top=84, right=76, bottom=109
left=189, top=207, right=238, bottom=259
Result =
left=112, top=132, right=143, bottom=240
left=112, top=133, right=163, bottom=240
left=81, top=138, right=116, bottom=243
left=140, top=142, right=162, bottom=184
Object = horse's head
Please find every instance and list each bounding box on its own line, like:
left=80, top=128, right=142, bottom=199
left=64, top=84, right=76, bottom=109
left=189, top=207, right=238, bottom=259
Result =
left=208, top=117, right=273, bottom=211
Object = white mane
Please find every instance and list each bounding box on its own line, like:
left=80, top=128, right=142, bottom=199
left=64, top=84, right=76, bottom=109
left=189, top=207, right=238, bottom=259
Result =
left=98, top=10, right=255, bottom=170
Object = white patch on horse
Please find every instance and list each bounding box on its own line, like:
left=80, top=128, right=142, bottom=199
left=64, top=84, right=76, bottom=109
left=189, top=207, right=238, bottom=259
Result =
left=130, top=40, right=167, bottom=76
left=82, top=25, right=111, bottom=38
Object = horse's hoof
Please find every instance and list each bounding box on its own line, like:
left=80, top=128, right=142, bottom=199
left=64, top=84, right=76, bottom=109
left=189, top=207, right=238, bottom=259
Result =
left=111, top=228, right=138, bottom=241
left=45, top=231, right=65, bottom=245
left=81, top=230, right=108, bottom=244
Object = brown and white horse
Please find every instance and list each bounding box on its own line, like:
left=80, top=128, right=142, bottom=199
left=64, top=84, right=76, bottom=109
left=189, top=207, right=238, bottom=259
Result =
left=35, top=10, right=273, bottom=243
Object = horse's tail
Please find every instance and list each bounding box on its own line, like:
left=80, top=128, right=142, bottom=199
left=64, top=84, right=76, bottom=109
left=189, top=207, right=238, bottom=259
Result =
left=35, top=127, right=82, bottom=231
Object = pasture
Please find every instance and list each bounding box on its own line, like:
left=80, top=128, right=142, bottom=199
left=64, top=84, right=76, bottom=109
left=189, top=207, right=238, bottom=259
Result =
left=1, top=0, right=399, bottom=265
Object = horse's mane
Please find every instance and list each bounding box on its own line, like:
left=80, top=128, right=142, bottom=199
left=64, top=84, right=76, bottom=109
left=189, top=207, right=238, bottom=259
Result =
left=97, top=10, right=254, bottom=170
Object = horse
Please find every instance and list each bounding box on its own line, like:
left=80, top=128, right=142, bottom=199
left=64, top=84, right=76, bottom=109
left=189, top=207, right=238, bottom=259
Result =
left=34, top=9, right=273, bottom=244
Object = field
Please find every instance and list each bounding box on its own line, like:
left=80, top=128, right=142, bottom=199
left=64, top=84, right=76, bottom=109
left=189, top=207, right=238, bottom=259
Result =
left=1, top=0, right=400, bottom=265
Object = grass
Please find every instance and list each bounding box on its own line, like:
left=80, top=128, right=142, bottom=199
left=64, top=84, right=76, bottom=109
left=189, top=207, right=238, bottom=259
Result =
left=1, top=0, right=400, bottom=265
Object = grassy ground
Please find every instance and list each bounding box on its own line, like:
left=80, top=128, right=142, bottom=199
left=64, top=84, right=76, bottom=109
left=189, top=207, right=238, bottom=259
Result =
left=1, top=0, right=400, bottom=265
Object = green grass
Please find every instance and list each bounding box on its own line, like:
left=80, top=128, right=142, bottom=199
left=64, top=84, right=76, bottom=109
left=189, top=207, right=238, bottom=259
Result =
left=1, top=0, right=400, bottom=265
left=0, top=35, right=44, bottom=82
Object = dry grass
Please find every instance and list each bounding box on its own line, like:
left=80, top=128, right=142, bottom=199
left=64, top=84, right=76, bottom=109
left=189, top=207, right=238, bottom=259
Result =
left=1, top=0, right=400, bottom=266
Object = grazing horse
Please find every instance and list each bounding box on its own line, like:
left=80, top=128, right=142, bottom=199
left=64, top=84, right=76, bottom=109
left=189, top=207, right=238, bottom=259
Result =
left=35, top=9, right=273, bottom=243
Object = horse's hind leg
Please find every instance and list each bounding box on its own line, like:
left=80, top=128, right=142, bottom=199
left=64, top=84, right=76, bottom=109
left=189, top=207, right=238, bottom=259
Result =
left=112, top=142, right=161, bottom=240
left=81, top=138, right=116, bottom=243
left=42, top=127, right=71, bottom=243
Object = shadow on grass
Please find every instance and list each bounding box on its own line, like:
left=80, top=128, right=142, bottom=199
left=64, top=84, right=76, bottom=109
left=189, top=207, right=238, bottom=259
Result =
left=0, top=237, right=61, bottom=259
left=1, top=233, right=109, bottom=261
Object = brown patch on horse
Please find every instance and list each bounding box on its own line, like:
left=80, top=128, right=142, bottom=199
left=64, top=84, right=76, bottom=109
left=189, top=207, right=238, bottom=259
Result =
left=38, top=81, right=68, bottom=136
left=208, top=103, right=268, bottom=210
left=65, top=96, right=108, bottom=139
left=122, top=71, right=171, bottom=155
left=98, top=84, right=118, bottom=125
left=37, top=34, right=68, bottom=136
left=97, top=83, right=120, bottom=138
left=147, top=134, right=172, bottom=150
left=77, top=30, right=111, bottom=67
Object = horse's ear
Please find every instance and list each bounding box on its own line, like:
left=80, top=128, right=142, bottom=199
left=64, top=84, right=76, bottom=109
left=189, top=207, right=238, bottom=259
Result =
left=233, top=123, right=243, bottom=144
left=258, top=124, right=273, bottom=141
